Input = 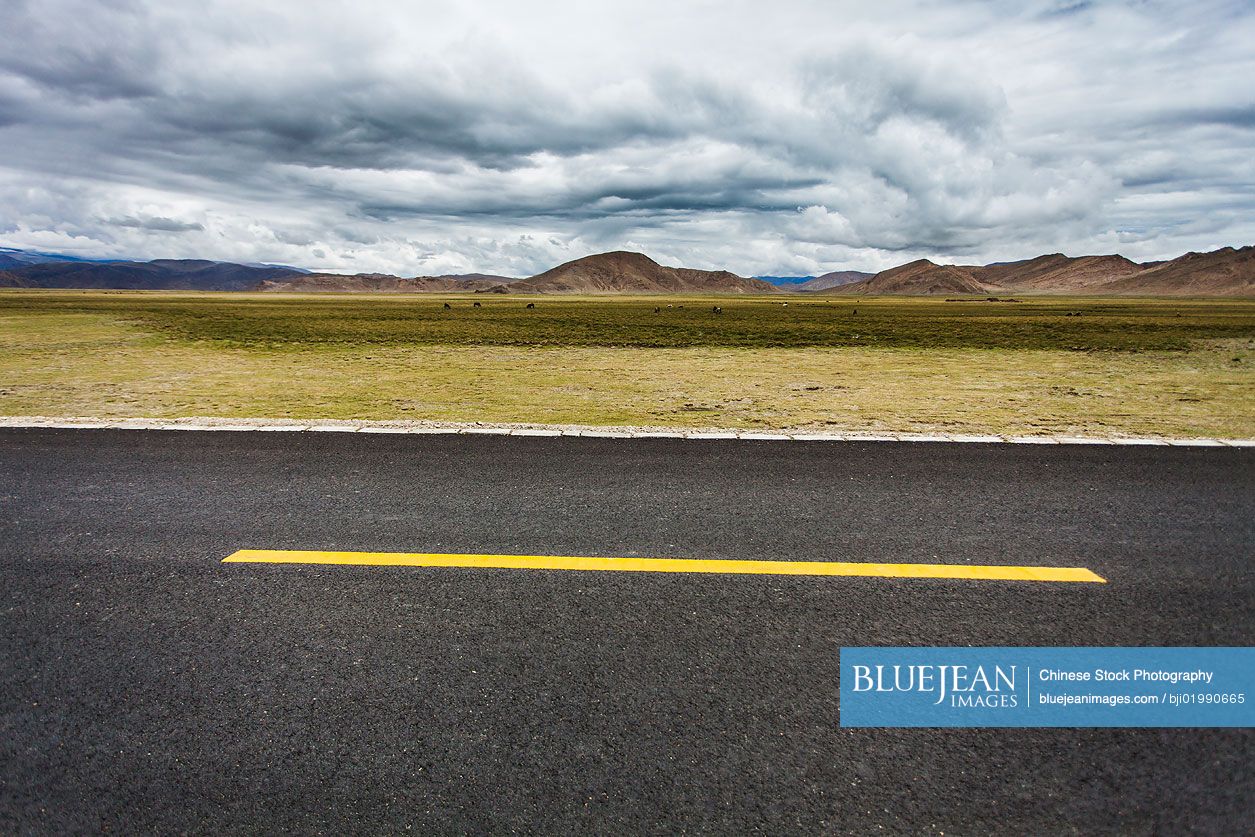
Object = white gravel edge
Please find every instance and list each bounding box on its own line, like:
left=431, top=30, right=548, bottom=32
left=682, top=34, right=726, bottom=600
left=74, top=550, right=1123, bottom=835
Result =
left=0, top=416, right=1251, bottom=446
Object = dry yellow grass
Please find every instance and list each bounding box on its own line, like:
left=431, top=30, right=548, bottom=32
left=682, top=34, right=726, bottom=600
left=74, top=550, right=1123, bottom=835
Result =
left=2, top=308, right=1252, bottom=437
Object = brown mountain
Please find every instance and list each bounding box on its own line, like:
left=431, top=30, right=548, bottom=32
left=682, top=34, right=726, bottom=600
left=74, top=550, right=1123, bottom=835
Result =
left=825, top=259, right=989, bottom=295
left=819, top=246, right=1253, bottom=296
left=0, top=269, right=27, bottom=287
left=260, top=272, right=517, bottom=292
left=494, top=251, right=777, bottom=294
left=968, top=254, right=1145, bottom=291
left=1099, top=246, right=1255, bottom=296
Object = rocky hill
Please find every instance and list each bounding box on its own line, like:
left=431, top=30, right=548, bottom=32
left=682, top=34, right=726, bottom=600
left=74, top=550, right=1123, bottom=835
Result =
left=967, top=254, right=1144, bottom=291
left=823, top=247, right=1253, bottom=296
left=1099, top=246, right=1255, bottom=296
left=826, top=259, right=988, bottom=295
left=493, top=251, right=777, bottom=294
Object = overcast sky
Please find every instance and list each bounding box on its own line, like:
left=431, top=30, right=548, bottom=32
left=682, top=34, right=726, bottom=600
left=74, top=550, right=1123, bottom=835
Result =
left=1, top=0, right=1252, bottom=276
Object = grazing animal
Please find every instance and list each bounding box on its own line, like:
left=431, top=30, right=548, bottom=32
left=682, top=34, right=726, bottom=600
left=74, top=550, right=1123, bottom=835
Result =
left=852, top=308, right=857, bottom=315
left=443, top=302, right=452, bottom=310
left=712, top=305, right=723, bottom=314
left=654, top=306, right=661, bottom=313
left=473, top=301, right=481, bottom=308
left=526, top=302, right=535, bottom=309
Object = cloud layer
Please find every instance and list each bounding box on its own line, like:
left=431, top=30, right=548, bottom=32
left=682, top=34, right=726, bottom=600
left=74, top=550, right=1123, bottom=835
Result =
left=1, top=0, right=1252, bottom=275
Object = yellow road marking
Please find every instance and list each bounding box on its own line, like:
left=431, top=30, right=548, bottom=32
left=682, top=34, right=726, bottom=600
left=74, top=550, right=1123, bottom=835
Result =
left=222, top=549, right=1105, bottom=583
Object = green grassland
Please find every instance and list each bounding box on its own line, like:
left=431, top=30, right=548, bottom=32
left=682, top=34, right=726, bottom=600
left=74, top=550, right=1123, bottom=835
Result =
left=2, top=290, right=1253, bottom=437
left=3, top=290, right=1253, bottom=350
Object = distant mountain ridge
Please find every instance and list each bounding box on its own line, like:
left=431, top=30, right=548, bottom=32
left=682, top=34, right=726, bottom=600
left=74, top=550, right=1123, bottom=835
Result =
left=0, top=246, right=121, bottom=267
left=259, top=272, right=517, bottom=293
left=1, top=244, right=1251, bottom=295
left=756, top=276, right=814, bottom=287
left=797, top=270, right=874, bottom=291
left=5, top=258, right=304, bottom=291
left=0, top=247, right=518, bottom=292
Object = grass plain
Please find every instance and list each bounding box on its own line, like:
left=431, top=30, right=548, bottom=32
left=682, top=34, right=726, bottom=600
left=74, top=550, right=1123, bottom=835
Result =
left=2, top=290, right=1253, bottom=437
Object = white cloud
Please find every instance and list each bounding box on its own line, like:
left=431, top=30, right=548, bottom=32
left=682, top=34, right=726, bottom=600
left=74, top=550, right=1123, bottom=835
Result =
left=0, top=0, right=1251, bottom=276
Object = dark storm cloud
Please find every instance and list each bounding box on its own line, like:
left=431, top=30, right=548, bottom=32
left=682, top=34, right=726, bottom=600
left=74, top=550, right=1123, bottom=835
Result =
left=107, top=215, right=204, bottom=232
left=149, top=80, right=628, bottom=169
left=0, top=0, right=162, bottom=101
left=0, top=1, right=707, bottom=172
left=1153, top=105, right=1255, bottom=130
left=353, top=167, right=829, bottom=221
left=0, top=2, right=1006, bottom=195
left=0, top=0, right=1252, bottom=275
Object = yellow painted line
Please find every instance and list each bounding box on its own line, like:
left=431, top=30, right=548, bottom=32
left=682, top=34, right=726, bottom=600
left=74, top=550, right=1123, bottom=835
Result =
left=222, top=549, right=1105, bottom=583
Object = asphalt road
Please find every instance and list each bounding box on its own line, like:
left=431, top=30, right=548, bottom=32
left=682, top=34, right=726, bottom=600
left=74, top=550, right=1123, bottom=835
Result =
left=2, top=428, right=1252, bottom=834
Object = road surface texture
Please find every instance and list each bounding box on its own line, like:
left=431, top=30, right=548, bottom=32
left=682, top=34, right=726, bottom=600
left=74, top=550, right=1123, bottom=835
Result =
left=2, top=428, right=1252, bottom=834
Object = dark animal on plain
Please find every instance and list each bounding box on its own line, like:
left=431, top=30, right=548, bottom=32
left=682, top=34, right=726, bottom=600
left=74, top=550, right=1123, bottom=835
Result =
left=852, top=308, right=857, bottom=315
left=473, top=302, right=481, bottom=308
left=443, top=302, right=452, bottom=310
left=526, top=302, right=535, bottom=309
left=712, top=306, right=722, bottom=314
left=654, top=307, right=661, bottom=313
